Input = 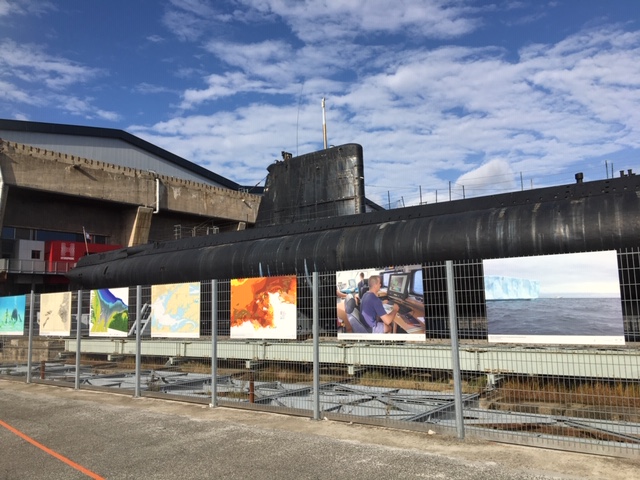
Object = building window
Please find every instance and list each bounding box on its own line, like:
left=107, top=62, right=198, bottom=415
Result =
left=1, top=227, right=15, bottom=240
left=31, top=250, right=41, bottom=259
left=35, top=230, right=76, bottom=242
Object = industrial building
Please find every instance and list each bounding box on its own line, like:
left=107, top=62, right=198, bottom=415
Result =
left=0, top=119, right=262, bottom=295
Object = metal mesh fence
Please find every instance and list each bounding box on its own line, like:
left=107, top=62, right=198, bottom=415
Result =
left=325, top=266, right=459, bottom=432
left=127, top=283, right=212, bottom=401
left=619, top=247, right=640, bottom=342
left=215, top=275, right=318, bottom=416
left=470, top=345, right=640, bottom=456
left=0, top=293, right=33, bottom=377
left=2, top=250, right=640, bottom=457
left=455, top=252, right=640, bottom=456
left=424, top=260, right=487, bottom=339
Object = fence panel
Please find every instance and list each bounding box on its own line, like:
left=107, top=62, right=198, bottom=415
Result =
left=315, top=267, right=461, bottom=434
left=214, top=275, right=317, bottom=417
left=139, top=281, right=215, bottom=401
left=455, top=253, right=640, bottom=457
left=0, top=293, right=34, bottom=378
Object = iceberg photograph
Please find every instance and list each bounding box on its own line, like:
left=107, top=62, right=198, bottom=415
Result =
left=484, top=251, right=624, bottom=345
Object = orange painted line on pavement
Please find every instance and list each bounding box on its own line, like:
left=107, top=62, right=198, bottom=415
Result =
left=0, top=418, right=105, bottom=480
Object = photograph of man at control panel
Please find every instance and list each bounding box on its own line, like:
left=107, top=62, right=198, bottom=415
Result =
left=336, top=264, right=426, bottom=341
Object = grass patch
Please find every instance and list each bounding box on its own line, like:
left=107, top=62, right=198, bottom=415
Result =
left=497, top=378, right=640, bottom=408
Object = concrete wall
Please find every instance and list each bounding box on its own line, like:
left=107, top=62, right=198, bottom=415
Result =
left=0, top=129, right=228, bottom=187
left=0, top=140, right=261, bottom=246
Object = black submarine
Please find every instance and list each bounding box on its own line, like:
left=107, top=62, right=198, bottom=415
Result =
left=67, top=144, right=640, bottom=290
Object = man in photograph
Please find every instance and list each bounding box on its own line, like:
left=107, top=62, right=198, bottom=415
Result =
left=360, top=275, right=399, bottom=333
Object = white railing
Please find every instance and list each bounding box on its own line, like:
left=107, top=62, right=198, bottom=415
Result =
left=0, top=259, right=76, bottom=274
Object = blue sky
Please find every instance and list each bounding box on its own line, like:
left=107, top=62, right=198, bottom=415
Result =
left=1, top=1, right=640, bottom=207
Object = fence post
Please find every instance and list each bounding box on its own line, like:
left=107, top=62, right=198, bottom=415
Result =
left=445, top=260, right=465, bottom=439
left=26, top=289, right=35, bottom=384
left=210, top=279, right=218, bottom=407
left=74, top=289, right=82, bottom=390
left=312, top=271, right=321, bottom=420
left=134, top=285, right=142, bottom=398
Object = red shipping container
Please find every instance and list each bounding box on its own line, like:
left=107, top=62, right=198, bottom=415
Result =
left=45, top=241, right=121, bottom=275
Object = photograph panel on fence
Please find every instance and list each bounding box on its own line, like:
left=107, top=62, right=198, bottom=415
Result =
left=39, top=291, right=72, bottom=336
left=337, top=265, right=426, bottom=341
left=151, top=282, right=200, bottom=338
left=230, top=276, right=297, bottom=339
left=485, top=250, right=625, bottom=345
left=89, top=288, right=129, bottom=337
left=0, top=294, right=26, bottom=336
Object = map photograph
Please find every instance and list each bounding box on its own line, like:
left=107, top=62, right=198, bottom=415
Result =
left=151, top=282, right=201, bottom=338
left=90, top=288, right=129, bottom=337
left=39, top=292, right=72, bottom=336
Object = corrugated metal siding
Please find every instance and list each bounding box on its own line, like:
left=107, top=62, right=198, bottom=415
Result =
left=0, top=130, right=226, bottom=187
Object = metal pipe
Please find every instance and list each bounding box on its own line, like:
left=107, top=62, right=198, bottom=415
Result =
left=154, top=177, right=160, bottom=214
left=446, top=261, right=465, bottom=439
left=249, top=371, right=255, bottom=403
left=211, top=279, right=218, bottom=407
left=134, top=285, right=142, bottom=398
left=312, top=271, right=320, bottom=420
left=74, top=289, right=82, bottom=390
left=322, top=98, right=327, bottom=149
left=26, top=288, right=35, bottom=383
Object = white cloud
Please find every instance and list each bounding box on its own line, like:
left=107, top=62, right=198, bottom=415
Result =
left=327, top=27, right=640, bottom=185
left=94, top=109, right=122, bottom=122
left=179, top=72, right=270, bottom=109
left=169, top=0, right=218, bottom=17
left=7, top=1, right=639, bottom=203
left=146, top=35, right=165, bottom=43
left=238, top=0, right=480, bottom=42
left=162, top=0, right=233, bottom=41
left=455, top=158, right=516, bottom=197
left=140, top=19, right=640, bottom=194
left=130, top=101, right=329, bottom=184
left=176, top=23, right=637, bottom=196
left=0, top=40, right=101, bottom=90
left=52, top=95, right=119, bottom=121
left=0, top=0, right=54, bottom=17
left=0, top=0, right=10, bottom=16
left=198, top=39, right=380, bottom=103
left=0, top=40, right=119, bottom=121
left=162, top=9, right=209, bottom=42
left=135, top=83, right=178, bottom=95
left=0, top=79, right=43, bottom=105
left=205, top=39, right=292, bottom=71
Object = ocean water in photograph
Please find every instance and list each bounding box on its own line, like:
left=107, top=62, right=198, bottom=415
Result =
left=486, top=297, right=624, bottom=336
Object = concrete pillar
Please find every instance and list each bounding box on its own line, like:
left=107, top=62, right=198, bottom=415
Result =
left=126, top=206, right=154, bottom=247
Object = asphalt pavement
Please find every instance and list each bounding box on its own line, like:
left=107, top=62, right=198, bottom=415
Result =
left=0, top=379, right=638, bottom=480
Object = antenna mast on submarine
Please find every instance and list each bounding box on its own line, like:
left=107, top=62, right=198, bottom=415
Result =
left=322, top=97, right=328, bottom=149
